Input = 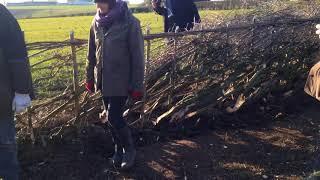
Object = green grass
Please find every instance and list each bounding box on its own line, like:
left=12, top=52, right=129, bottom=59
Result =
left=9, top=5, right=97, bottom=19
left=8, top=5, right=93, bottom=10
left=9, top=4, right=232, bottom=19
left=8, top=4, right=141, bottom=10
left=19, top=13, right=164, bottom=43
left=19, top=10, right=247, bottom=43
left=8, top=4, right=142, bottom=19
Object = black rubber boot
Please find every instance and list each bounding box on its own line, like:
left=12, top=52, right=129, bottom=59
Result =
left=109, top=128, right=123, bottom=168
left=118, top=126, right=136, bottom=170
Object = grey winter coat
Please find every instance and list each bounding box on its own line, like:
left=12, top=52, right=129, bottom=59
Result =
left=86, top=9, right=145, bottom=97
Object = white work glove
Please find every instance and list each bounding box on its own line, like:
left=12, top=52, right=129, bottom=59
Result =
left=316, top=24, right=320, bottom=38
left=12, top=93, right=31, bottom=113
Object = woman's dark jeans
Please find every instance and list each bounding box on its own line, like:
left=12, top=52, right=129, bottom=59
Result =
left=102, top=96, right=128, bottom=130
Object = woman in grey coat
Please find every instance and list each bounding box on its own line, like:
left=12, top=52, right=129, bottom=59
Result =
left=85, top=0, right=145, bottom=170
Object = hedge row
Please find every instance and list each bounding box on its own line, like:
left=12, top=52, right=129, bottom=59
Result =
left=195, top=0, right=257, bottom=10
left=130, top=1, right=256, bottom=13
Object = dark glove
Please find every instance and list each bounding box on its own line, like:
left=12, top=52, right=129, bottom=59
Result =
left=86, top=81, right=94, bottom=93
left=129, top=90, right=143, bottom=102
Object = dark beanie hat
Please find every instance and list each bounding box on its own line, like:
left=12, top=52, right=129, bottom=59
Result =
left=94, top=0, right=116, bottom=8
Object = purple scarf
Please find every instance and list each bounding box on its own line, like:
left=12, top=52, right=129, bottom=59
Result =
left=95, top=0, right=128, bottom=29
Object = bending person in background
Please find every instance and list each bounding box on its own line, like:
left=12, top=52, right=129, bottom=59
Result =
left=85, top=0, right=145, bottom=170
left=152, top=0, right=201, bottom=32
left=0, top=4, right=33, bottom=180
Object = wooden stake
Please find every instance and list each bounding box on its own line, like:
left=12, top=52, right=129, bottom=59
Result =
left=70, top=31, right=80, bottom=125
left=27, top=107, right=35, bottom=145
left=168, top=28, right=179, bottom=106
left=141, top=25, right=151, bottom=127
left=22, top=30, right=36, bottom=145
left=251, top=17, right=257, bottom=53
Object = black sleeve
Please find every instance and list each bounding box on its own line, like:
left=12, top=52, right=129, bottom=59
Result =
left=3, top=16, right=28, bottom=63
left=128, top=19, right=145, bottom=92
left=2, top=7, right=33, bottom=95
left=86, top=23, right=97, bottom=83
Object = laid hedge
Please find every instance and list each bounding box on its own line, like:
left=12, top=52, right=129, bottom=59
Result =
left=195, top=0, right=258, bottom=10
left=130, top=6, right=151, bottom=13
left=130, top=0, right=257, bottom=13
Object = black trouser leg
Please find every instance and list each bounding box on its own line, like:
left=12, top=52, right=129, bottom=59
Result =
left=102, top=97, right=128, bottom=167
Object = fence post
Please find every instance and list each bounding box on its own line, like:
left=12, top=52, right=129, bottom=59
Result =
left=168, top=27, right=179, bottom=106
left=70, top=31, right=80, bottom=123
left=22, top=30, right=36, bottom=145
left=141, top=25, right=151, bottom=127
left=27, top=108, right=35, bottom=144
left=251, top=17, right=256, bottom=53
left=226, top=23, right=230, bottom=58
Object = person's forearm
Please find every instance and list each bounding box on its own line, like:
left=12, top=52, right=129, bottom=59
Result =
left=86, top=26, right=97, bottom=83
left=9, top=62, right=33, bottom=94
left=5, top=17, right=33, bottom=95
left=129, top=20, right=145, bottom=93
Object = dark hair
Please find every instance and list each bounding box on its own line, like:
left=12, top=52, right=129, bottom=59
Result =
left=94, top=0, right=116, bottom=8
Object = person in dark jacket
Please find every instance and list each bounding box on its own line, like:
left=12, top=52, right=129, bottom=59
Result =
left=152, top=0, right=201, bottom=32
left=85, top=0, right=145, bottom=170
left=0, top=4, right=33, bottom=180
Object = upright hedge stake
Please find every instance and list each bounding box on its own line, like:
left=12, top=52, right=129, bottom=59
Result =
left=141, top=25, right=151, bottom=128
left=23, top=30, right=36, bottom=145
left=70, top=31, right=80, bottom=127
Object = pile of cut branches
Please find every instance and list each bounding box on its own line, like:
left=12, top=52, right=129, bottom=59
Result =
left=130, top=0, right=320, bottom=130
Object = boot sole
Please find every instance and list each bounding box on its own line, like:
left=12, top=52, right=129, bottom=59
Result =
left=109, top=158, right=122, bottom=169
left=120, top=151, right=136, bottom=170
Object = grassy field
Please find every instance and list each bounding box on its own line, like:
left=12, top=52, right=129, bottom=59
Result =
left=8, top=5, right=96, bottom=19
left=19, top=10, right=246, bottom=43
left=19, top=13, right=161, bottom=43
left=8, top=4, right=141, bottom=19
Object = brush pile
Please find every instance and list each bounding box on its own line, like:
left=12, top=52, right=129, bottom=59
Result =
left=132, top=0, right=320, bottom=130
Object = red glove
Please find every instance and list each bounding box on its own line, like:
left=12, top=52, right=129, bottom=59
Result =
left=86, top=81, right=94, bottom=93
left=130, top=91, right=143, bottom=101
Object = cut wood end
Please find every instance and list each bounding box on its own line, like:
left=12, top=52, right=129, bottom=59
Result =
left=99, top=110, right=108, bottom=123
left=226, top=94, right=246, bottom=113
left=156, top=106, right=176, bottom=124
